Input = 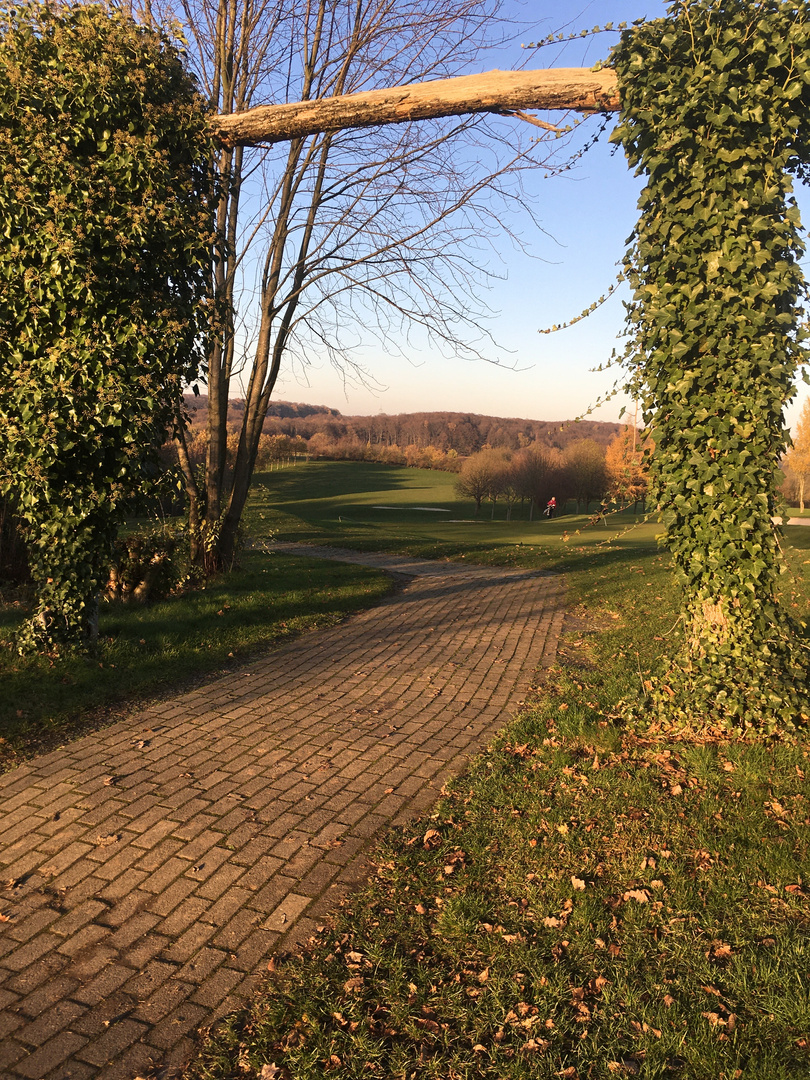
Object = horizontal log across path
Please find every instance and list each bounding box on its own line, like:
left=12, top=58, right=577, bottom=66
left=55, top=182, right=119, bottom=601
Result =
left=210, top=66, right=621, bottom=147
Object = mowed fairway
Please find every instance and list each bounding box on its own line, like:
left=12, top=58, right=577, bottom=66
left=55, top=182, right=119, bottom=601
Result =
left=249, top=459, right=662, bottom=566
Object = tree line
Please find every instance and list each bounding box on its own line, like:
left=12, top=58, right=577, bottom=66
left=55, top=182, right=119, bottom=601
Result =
left=176, top=399, right=650, bottom=516
left=184, top=394, right=624, bottom=454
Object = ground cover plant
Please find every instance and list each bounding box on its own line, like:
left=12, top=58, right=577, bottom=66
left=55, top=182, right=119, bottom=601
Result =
left=182, top=461, right=810, bottom=1080
left=0, top=548, right=391, bottom=770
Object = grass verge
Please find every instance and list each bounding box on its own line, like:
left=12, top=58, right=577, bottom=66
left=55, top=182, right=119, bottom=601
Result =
left=0, top=550, right=392, bottom=770
left=183, top=543, right=810, bottom=1080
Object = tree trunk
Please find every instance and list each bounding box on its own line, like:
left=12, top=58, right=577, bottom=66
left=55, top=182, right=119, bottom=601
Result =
left=210, top=67, right=620, bottom=148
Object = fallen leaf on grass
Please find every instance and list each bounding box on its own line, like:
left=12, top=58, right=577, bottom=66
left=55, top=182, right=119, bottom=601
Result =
left=623, top=889, right=650, bottom=904
left=523, top=1038, right=550, bottom=1052
left=422, top=829, right=441, bottom=849
left=572, top=876, right=586, bottom=891
left=343, top=977, right=364, bottom=993
left=259, top=1066, right=283, bottom=1079
left=631, top=1020, right=661, bottom=1037
left=708, top=941, right=734, bottom=961
left=702, top=1011, right=736, bottom=1031
left=415, top=1017, right=440, bottom=1033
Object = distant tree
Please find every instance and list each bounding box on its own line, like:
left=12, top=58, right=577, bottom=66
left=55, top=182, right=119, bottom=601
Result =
left=513, top=446, right=566, bottom=520
left=0, top=2, right=212, bottom=652
left=486, top=451, right=514, bottom=519
left=563, top=439, right=608, bottom=512
left=784, top=397, right=810, bottom=511
left=455, top=450, right=506, bottom=516
left=605, top=428, right=649, bottom=512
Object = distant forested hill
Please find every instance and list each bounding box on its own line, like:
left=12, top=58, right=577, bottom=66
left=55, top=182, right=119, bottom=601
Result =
left=183, top=395, right=622, bottom=456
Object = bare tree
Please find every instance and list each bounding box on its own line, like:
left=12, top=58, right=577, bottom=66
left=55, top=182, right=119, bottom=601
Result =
left=455, top=448, right=506, bottom=517
left=151, top=0, right=569, bottom=567
left=513, top=444, right=565, bottom=520
left=563, top=438, right=607, bottom=512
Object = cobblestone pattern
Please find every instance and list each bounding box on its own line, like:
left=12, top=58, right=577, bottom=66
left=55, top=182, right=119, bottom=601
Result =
left=0, top=548, right=565, bottom=1079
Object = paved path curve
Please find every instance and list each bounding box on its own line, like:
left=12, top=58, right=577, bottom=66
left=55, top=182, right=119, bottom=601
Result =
left=0, top=546, right=564, bottom=1080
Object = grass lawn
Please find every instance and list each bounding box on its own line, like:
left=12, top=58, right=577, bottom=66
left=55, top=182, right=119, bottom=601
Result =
left=182, top=461, right=810, bottom=1080
left=250, top=459, right=662, bottom=566
left=0, top=549, right=392, bottom=770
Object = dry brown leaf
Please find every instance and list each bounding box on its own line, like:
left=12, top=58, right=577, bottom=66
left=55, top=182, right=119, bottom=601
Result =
left=663, top=994, right=675, bottom=1008
left=346, top=951, right=364, bottom=964
left=523, top=1038, right=550, bottom=1052
left=94, top=833, right=120, bottom=847
left=422, top=829, right=441, bottom=849
left=572, top=876, right=586, bottom=891
left=343, top=977, right=364, bottom=993
left=477, top=967, right=490, bottom=984
left=259, top=1066, right=283, bottom=1079
left=623, top=889, right=650, bottom=904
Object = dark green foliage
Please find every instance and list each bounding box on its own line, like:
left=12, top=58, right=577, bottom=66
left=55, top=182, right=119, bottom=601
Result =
left=610, top=0, right=810, bottom=733
left=0, top=2, right=213, bottom=652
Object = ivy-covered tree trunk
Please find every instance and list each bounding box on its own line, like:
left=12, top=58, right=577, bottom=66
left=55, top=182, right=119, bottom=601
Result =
left=0, top=3, right=213, bottom=653
left=611, top=0, right=810, bottom=734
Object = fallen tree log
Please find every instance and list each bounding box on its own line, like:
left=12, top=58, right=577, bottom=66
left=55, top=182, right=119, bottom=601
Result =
left=210, top=66, right=620, bottom=148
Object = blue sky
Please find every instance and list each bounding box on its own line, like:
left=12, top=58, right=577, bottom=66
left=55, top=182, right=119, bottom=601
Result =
left=265, top=0, right=810, bottom=434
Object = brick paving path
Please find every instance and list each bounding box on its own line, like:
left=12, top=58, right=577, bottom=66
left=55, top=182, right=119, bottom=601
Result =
left=0, top=546, right=564, bottom=1080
